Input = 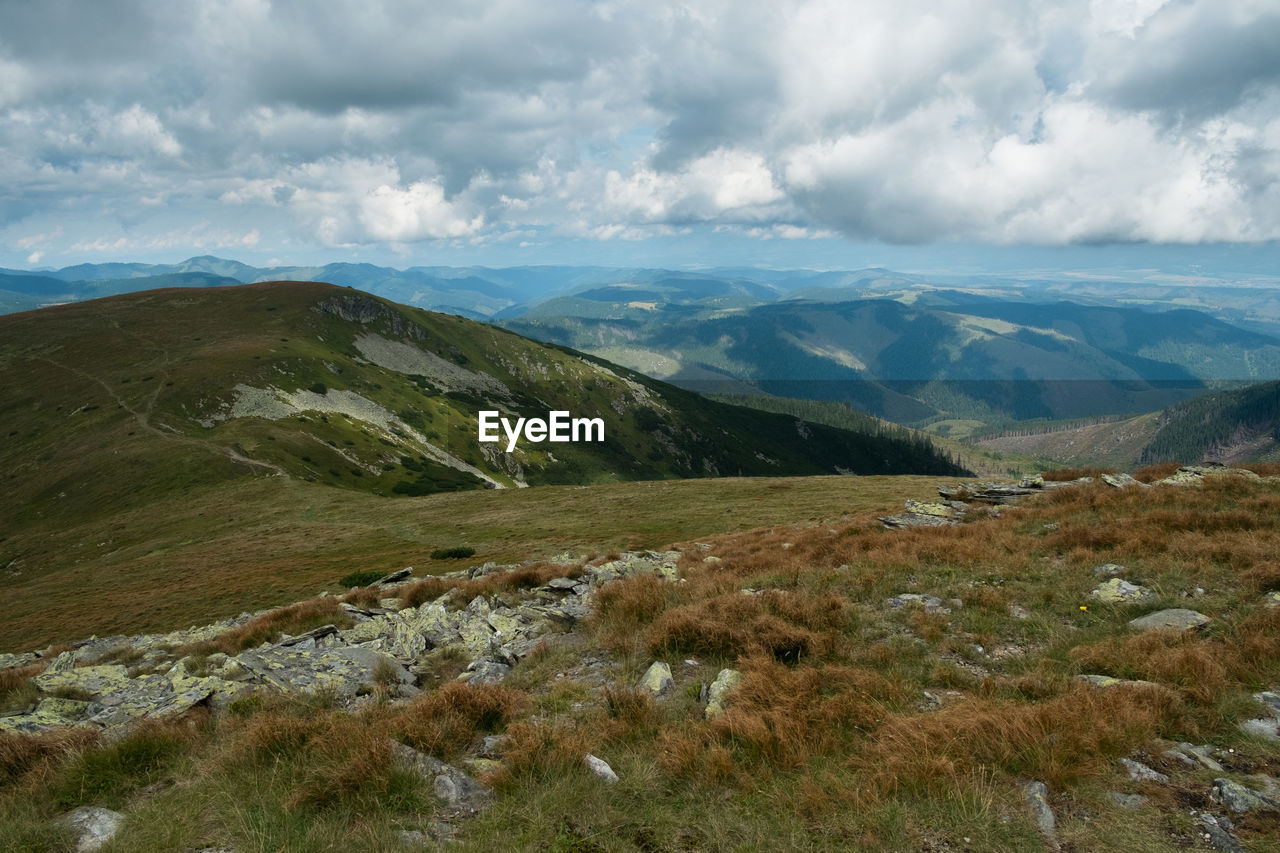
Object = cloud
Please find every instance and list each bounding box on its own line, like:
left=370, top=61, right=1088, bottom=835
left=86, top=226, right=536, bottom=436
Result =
left=1, top=0, right=1279, bottom=264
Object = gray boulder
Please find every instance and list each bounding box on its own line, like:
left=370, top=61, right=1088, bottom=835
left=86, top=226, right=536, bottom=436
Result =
left=60, top=806, right=123, bottom=852
left=1128, top=609, right=1210, bottom=632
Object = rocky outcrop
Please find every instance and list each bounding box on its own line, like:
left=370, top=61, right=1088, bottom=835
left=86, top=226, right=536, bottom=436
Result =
left=0, top=551, right=681, bottom=737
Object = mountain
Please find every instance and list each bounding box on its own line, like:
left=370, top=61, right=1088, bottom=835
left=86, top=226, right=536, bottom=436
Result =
left=0, top=281, right=965, bottom=522
left=968, top=379, right=1280, bottom=468
left=504, top=295, right=1280, bottom=426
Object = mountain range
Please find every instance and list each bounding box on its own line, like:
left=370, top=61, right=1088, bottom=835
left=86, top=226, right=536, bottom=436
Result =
left=7, top=256, right=1280, bottom=430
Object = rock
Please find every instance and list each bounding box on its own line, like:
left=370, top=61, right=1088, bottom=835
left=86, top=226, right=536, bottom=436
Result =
left=1022, top=781, right=1058, bottom=848
left=584, top=753, right=618, bottom=783
left=235, top=645, right=413, bottom=698
left=638, top=661, right=673, bottom=696
left=1078, top=674, right=1161, bottom=690
left=394, top=829, right=428, bottom=847
left=702, top=555, right=723, bottom=564
left=1102, top=473, right=1146, bottom=489
left=704, top=668, right=742, bottom=720
left=903, top=500, right=955, bottom=518
left=60, top=806, right=124, bottom=852
left=1263, top=591, right=1280, bottom=608
left=390, top=741, right=491, bottom=812
left=546, top=577, right=578, bottom=590
left=1093, top=563, right=1126, bottom=576
left=379, top=568, right=413, bottom=584
left=1179, top=743, right=1225, bottom=772
left=275, top=624, right=339, bottom=647
left=481, top=734, right=509, bottom=758
left=1091, top=579, right=1156, bottom=604
left=1242, top=690, right=1280, bottom=741
left=1120, top=758, right=1169, bottom=785
left=1195, top=812, right=1245, bottom=853
left=457, top=659, right=510, bottom=685
left=1155, top=465, right=1261, bottom=486
left=1008, top=604, right=1031, bottom=620
left=1128, top=609, right=1210, bottom=632
left=0, top=651, right=39, bottom=670
left=33, top=663, right=130, bottom=696
left=1107, top=792, right=1147, bottom=809
left=878, top=512, right=953, bottom=529
left=1211, top=777, right=1280, bottom=813
left=885, top=593, right=950, bottom=614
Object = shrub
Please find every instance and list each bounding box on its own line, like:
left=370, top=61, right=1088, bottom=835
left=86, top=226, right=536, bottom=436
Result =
left=308, top=382, right=327, bottom=395
left=431, top=546, right=476, bottom=560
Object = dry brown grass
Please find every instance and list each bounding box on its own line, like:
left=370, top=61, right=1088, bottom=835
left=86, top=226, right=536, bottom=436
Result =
left=178, top=597, right=353, bottom=657
left=486, top=720, right=594, bottom=791
left=1133, top=462, right=1182, bottom=482
left=1070, top=632, right=1229, bottom=703
left=283, top=716, right=397, bottom=811
left=0, top=727, right=100, bottom=786
left=645, top=589, right=846, bottom=663
left=0, top=663, right=44, bottom=713
left=393, top=682, right=528, bottom=761
left=1042, top=466, right=1116, bottom=481
left=861, top=684, right=1176, bottom=796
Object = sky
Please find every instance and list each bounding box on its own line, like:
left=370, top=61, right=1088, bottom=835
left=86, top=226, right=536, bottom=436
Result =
left=1, top=0, right=1279, bottom=273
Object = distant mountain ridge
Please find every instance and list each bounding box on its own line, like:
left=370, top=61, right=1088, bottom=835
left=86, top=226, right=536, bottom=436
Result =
left=7, top=257, right=1280, bottom=431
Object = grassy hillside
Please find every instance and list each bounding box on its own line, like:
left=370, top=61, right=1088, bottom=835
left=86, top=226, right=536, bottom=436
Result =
left=0, top=282, right=964, bottom=524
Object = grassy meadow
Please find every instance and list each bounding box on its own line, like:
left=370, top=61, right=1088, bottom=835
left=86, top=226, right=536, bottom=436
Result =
left=3, top=470, right=1280, bottom=850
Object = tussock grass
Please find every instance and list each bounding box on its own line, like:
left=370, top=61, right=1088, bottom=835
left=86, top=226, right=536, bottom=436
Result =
left=0, top=663, right=43, bottom=714
left=393, top=682, right=527, bottom=761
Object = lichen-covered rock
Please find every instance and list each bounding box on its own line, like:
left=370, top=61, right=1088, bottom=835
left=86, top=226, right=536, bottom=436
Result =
left=1102, top=473, right=1145, bottom=489
left=0, top=697, right=96, bottom=734
left=1022, top=781, right=1057, bottom=847
left=1211, top=777, right=1280, bottom=813
left=1091, top=579, right=1156, bottom=604
left=1155, top=465, right=1261, bottom=486
left=33, top=662, right=130, bottom=696
left=0, top=651, right=39, bottom=670
left=638, top=661, right=673, bottom=696
left=235, top=645, right=411, bottom=698
left=1128, top=609, right=1210, bottom=632
left=904, top=500, right=955, bottom=518
left=705, top=668, right=742, bottom=720
left=1093, top=563, right=1126, bottom=576
left=878, top=511, right=954, bottom=529
left=886, top=593, right=950, bottom=614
